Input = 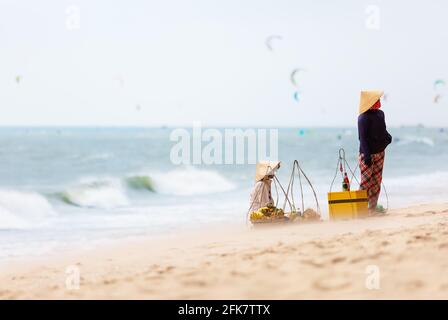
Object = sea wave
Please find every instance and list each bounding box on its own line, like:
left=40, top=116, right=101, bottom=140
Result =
left=395, top=136, right=435, bottom=147
left=80, top=153, right=113, bottom=162
left=150, top=167, right=236, bottom=196
left=125, top=175, right=156, bottom=192
left=0, top=190, right=56, bottom=229
left=55, top=179, right=129, bottom=209
left=385, top=171, right=448, bottom=189
left=51, top=168, right=235, bottom=209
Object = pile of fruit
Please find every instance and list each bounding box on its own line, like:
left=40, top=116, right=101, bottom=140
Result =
left=287, top=208, right=321, bottom=223
left=303, top=208, right=320, bottom=221
left=250, top=206, right=321, bottom=224
left=250, top=205, right=285, bottom=222
left=287, top=211, right=300, bottom=221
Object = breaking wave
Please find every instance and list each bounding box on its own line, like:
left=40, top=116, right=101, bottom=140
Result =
left=52, top=168, right=235, bottom=208
left=395, top=136, right=435, bottom=147
left=55, top=179, right=129, bottom=209
left=125, top=175, right=156, bottom=192
left=0, top=190, right=56, bottom=229
left=150, top=167, right=236, bottom=196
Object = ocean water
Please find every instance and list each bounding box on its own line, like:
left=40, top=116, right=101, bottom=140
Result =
left=1, top=127, right=448, bottom=262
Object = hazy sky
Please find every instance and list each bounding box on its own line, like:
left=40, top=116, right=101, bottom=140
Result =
left=1, top=0, right=447, bottom=127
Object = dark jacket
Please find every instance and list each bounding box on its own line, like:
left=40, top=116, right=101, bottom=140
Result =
left=358, top=109, right=392, bottom=164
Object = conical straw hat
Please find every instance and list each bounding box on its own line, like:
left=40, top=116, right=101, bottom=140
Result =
left=359, top=90, right=384, bottom=114
left=255, top=161, right=280, bottom=182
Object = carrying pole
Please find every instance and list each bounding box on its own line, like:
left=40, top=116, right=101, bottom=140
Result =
left=330, top=148, right=389, bottom=212
left=283, top=160, right=321, bottom=217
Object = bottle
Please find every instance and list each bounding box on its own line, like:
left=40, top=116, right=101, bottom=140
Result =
left=342, top=172, right=350, bottom=191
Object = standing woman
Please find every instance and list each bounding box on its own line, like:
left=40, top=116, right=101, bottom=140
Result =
left=358, top=90, right=392, bottom=213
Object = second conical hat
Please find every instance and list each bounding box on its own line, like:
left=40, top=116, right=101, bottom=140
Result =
left=359, top=90, right=383, bottom=114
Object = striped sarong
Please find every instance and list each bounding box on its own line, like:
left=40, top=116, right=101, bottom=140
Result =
left=359, top=151, right=385, bottom=210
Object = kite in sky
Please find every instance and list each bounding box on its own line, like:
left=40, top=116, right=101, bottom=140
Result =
left=433, top=79, right=445, bottom=103
left=265, top=35, right=282, bottom=51
left=290, top=68, right=305, bottom=87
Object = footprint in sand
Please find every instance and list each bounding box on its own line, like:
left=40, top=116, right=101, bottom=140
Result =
left=401, top=280, right=424, bottom=290
left=313, top=276, right=351, bottom=291
left=243, top=254, right=254, bottom=260
left=407, top=234, right=435, bottom=243
left=365, top=229, right=382, bottom=236
left=0, top=290, right=11, bottom=297
left=310, top=241, right=325, bottom=249
left=320, top=250, right=339, bottom=256
left=147, top=264, right=160, bottom=271
left=263, top=261, right=279, bottom=270
left=230, top=270, right=249, bottom=277
left=331, top=256, right=347, bottom=264
left=438, top=243, right=448, bottom=249
left=300, top=259, right=325, bottom=268
left=406, top=211, right=437, bottom=217
left=156, top=266, right=175, bottom=274
left=350, top=251, right=386, bottom=263
left=349, top=256, right=365, bottom=264
left=103, top=278, right=117, bottom=285
left=182, top=279, right=208, bottom=287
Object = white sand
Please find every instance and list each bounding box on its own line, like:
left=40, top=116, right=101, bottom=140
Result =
left=1, top=203, right=448, bottom=299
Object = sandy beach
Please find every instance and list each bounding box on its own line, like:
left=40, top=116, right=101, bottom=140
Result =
left=1, top=203, right=448, bottom=300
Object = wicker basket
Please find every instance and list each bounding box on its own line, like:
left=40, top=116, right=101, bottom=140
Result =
left=251, top=216, right=289, bottom=224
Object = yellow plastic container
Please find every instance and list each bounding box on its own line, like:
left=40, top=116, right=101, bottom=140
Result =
left=328, top=190, right=368, bottom=220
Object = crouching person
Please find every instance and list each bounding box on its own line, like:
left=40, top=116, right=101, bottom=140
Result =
left=248, top=161, right=281, bottom=221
